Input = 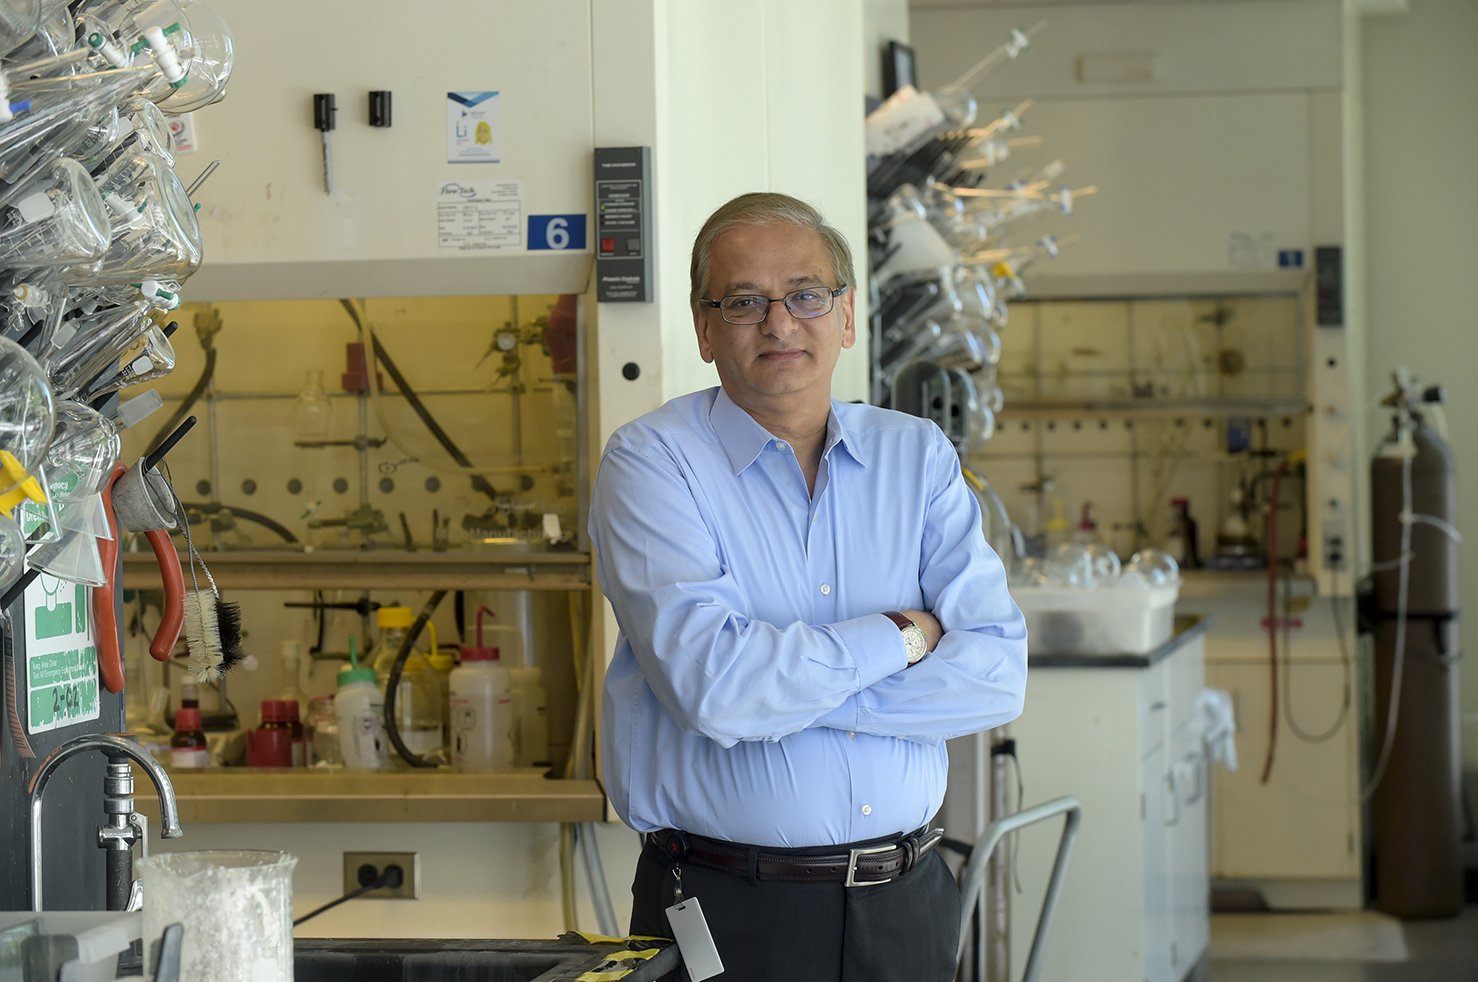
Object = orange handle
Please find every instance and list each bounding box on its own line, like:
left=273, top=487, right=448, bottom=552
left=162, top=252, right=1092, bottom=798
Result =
left=93, top=470, right=126, bottom=694
left=146, top=528, right=184, bottom=661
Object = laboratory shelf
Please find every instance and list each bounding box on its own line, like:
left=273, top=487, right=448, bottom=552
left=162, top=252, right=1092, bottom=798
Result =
left=136, top=770, right=605, bottom=824
left=999, top=398, right=1309, bottom=420
left=121, top=549, right=591, bottom=591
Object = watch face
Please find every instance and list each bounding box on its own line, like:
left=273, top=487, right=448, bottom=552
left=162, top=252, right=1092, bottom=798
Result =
left=904, top=625, right=927, bottom=663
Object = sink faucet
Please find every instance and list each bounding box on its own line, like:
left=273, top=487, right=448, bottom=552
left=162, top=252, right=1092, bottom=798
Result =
left=27, top=732, right=184, bottom=912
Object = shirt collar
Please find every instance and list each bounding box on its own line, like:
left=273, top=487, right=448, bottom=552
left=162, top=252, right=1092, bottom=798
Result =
left=825, top=407, right=868, bottom=468
left=708, top=388, right=868, bottom=475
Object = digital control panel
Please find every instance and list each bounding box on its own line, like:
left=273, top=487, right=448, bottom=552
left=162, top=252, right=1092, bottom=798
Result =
left=594, top=146, right=653, bottom=302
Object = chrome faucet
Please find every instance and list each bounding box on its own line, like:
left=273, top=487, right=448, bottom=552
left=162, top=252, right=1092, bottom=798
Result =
left=27, top=732, right=184, bottom=912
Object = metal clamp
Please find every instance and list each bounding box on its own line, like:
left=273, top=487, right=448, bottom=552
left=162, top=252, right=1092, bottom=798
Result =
left=844, top=843, right=895, bottom=887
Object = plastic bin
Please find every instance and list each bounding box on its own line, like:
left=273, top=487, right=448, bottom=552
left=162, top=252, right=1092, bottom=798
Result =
left=1013, top=583, right=1178, bottom=655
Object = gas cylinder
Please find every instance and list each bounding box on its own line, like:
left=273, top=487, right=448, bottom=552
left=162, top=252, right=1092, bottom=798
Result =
left=1369, top=384, right=1462, bottom=919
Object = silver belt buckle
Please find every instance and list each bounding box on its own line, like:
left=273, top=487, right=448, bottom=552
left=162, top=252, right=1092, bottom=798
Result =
left=845, top=843, right=895, bottom=887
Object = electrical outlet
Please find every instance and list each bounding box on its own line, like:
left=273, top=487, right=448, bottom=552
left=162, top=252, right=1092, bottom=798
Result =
left=343, top=851, right=419, bottom=900
left=1324, top=532, right=1347, bottom=571
left=1322, top=497, right=1348, bottom=571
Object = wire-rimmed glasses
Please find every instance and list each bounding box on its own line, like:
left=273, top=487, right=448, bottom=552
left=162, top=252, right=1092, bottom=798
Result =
left=698, top=284, right=849, bottom=325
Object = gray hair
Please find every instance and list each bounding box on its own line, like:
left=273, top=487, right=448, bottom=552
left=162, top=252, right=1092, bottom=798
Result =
left=689, top=192, right=856, bottom=306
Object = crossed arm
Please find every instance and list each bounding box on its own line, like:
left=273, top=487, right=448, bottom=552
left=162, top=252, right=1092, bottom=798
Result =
left=591, top=439, right=1026, bottom=749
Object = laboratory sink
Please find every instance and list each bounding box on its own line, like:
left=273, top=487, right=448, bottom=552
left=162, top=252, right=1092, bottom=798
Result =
left=293, top=936, right=680, bottom=982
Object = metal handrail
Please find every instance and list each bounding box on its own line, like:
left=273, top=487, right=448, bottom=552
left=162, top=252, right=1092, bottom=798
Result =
left=956, top=795, right=1082, bottom=981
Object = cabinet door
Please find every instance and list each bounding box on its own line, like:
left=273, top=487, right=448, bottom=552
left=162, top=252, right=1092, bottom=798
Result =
left=1007, top=669, right=1150, bottom=982
left=1141, top=741, right=1173, bottom=982
left=1168, top=719, right=1210, bottom=974
left=1207, top=661, right=1359, bottom=880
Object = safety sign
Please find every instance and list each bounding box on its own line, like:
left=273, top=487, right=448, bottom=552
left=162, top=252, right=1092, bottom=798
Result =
left=24, top=572, right=99, bottom=733
left=447, top=91, right=501, bottom=163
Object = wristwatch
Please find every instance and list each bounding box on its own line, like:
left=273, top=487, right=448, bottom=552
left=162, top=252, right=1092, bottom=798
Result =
left=884, top=611, right=928, bottom=666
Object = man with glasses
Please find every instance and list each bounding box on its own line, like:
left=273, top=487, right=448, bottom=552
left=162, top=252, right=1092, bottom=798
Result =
left=590, top=192, right=1026, bottom=980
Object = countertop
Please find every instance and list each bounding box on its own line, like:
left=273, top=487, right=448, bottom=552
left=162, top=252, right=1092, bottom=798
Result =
left=1028, top=614, right=1209, bottom=670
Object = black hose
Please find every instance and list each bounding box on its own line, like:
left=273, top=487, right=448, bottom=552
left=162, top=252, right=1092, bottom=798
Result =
left=313, top=591, right=327, bottom=655
left=337, top=299, right=500, bottom=505
left=150, top=346, right=217, bottom=452
left=383, top=589, right=447, bottom=768
left=179, top=502, right=298, bottom=544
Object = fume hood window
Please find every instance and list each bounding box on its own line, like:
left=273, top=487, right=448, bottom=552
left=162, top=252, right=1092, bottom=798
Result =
left=977, top=293, right=1306, bottom=560
left=118, top=294, right=582, bottom=553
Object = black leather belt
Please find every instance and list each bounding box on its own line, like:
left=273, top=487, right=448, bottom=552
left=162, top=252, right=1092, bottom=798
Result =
left=646, top=826, right=944, bottom=887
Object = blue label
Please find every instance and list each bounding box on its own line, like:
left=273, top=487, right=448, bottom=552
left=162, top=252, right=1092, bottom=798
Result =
left=1278, top=249, right=1304, bottom=269
left=528, top=214, right=587, bottom=251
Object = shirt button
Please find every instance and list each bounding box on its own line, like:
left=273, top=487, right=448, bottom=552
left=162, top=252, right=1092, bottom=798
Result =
left=847, top=731, right=856, bottom=739
left=861, top=804, right=873, bottom=816
left=775, top=441, right=789, bottom=452
left=819, top=583, right=831, bottom=596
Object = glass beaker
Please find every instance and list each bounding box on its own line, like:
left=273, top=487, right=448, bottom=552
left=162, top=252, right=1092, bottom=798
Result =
left=138, top=849, right=297, bottom=982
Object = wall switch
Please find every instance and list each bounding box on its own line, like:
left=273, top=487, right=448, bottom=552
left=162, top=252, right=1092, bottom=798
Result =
left=343, top=851, right=419, bottom=900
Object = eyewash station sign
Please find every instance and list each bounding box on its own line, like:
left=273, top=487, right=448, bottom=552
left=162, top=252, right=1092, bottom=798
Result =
left=13, top=466, right=101, bottom=732
left=23, top=572, right=99, bottom=733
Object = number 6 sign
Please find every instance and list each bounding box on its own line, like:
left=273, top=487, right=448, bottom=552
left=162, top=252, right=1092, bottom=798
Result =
left=528, top=214, right=587, bottom=251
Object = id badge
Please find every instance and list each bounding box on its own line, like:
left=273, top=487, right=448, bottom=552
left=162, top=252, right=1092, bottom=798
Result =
left=664, top=896, right=724, bottom=981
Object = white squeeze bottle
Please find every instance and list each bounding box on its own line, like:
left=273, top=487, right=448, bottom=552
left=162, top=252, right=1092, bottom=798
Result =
left=450, top=607, right=514, bottom=772
left=335, top=635, right=389, bottom=770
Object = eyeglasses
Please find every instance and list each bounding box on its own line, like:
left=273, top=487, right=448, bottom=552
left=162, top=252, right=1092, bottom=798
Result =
left=698, top=284, right=849, bottom=326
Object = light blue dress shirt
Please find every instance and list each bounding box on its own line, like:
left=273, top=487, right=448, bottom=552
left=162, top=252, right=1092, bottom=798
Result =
left=590, top=387, right=1027, bottom=848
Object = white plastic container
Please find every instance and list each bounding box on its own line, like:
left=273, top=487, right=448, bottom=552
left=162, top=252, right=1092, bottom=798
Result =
left=335, top=659, right=389, bottom=770
left=449, top=646, right=514, bottom=772
left=1012, top=583, right=1179, bottom=655
left=508, top=665, right=550, bottom=767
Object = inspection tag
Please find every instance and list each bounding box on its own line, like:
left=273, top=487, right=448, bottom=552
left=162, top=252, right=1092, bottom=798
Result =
left=435, top=179, right=523, bottom=251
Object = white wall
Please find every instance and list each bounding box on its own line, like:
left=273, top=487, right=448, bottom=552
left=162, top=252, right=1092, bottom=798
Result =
left=1362, top=0, right=1478, bottom=771
left=157, top=821, right=642, bottom=940
left=593, top=0, right=872, bottom=450
left=649, top=0, right=870, bottom=410
left=864, top=0, right=913, bottom=100
left=908, top=0, right=1344, bottom=291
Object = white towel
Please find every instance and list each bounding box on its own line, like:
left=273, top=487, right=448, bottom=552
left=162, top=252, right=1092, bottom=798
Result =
left=1198, top=687, right=1238, bottom=772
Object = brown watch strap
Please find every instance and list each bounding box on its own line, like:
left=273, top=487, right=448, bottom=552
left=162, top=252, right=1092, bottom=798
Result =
left=883, top=611, right=914, bottom=632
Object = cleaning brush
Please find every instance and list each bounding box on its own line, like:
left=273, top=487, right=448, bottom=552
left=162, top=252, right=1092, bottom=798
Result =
left=181, top=554, right=245, bottom=682
left=168, top=480, right=245, bottom=682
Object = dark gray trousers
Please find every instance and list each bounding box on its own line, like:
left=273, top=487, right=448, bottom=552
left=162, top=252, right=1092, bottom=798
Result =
left=629, top=836, right=961, bottom=982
